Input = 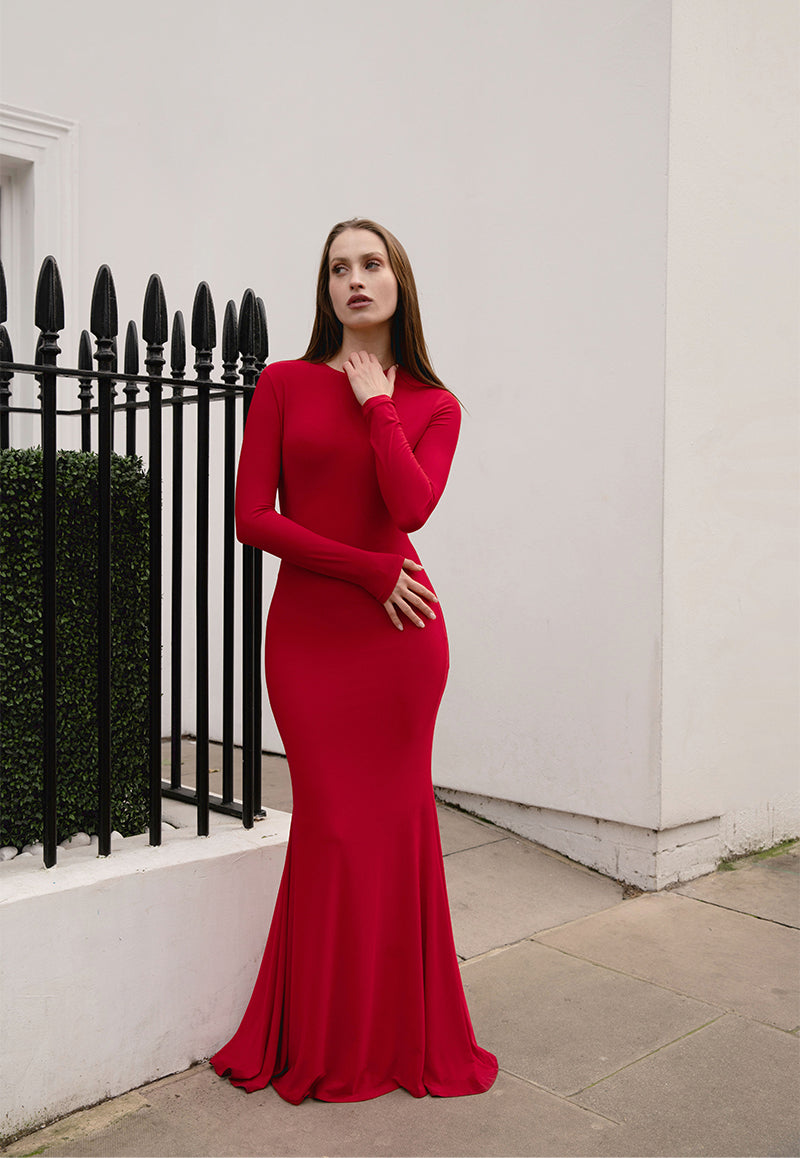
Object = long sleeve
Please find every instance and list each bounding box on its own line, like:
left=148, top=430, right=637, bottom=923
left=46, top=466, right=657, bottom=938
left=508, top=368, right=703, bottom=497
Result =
left=361, top=392, right=461, bottom=532
left=235, top=369, right=405, bottom=603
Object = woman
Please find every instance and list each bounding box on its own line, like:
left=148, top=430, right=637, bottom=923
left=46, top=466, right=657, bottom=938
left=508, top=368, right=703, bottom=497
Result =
left=210, top=218, right=498, bottom=1104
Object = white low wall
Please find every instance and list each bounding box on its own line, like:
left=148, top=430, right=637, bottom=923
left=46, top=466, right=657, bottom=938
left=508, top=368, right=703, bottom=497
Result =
left=435, top=787, right=723, bottom=891
left=0, top=813, right=290, bottom=1142
left=434, top=788, right=800, bottom=892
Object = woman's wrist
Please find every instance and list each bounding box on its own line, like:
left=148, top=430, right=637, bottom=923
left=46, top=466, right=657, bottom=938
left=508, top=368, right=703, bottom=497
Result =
left=361, top=393, right=393, bottom=412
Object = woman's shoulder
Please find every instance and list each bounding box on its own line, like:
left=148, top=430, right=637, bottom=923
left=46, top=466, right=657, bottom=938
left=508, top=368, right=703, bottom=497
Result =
left=396, top=368, right=460, bottom=418
left=255, top=358, right=329, bottom=399
left=259, top=358, right=324, bottom=383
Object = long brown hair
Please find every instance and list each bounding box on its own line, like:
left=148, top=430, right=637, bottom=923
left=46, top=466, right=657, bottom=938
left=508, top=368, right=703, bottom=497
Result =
left=302, top=217, right=448, bottom=391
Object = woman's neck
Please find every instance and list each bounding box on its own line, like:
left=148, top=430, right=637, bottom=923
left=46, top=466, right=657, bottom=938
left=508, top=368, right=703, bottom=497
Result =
left=328, top=325, right=394, bottom=372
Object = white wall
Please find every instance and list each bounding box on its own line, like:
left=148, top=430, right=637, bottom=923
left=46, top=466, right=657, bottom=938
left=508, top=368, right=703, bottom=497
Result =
left=661, top=0, right=800, bottom=847
left=0, top=816, right=290, bottom=1140
left=0, top=0, right=673, bottom=828
left=419, top=1, right=672, bottom=831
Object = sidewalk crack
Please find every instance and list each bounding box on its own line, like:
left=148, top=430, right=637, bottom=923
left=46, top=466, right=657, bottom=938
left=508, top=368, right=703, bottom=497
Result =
left=565, top=1013, right=728, bottom=1098
left=498, top=1066, right=624, bottom=1125
left=442, top=836, right=511, bottom=858
left=672, top=892, right=800, bottom=931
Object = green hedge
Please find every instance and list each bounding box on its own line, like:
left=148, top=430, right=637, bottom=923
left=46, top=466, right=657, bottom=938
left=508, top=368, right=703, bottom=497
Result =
left=0, top=448, right=150, bottom=851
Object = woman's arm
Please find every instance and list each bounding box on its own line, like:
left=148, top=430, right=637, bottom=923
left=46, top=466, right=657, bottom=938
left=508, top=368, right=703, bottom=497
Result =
left=235, top=369, right=405, bottom=603
left=360, top=392, right=461, bottom=532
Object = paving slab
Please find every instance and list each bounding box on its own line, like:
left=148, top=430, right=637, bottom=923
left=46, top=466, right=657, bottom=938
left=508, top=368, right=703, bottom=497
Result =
left=676, top=847, right=800, bottom=928
left=461, top=939, right=723, bottom=1095
left=570, top=1013, right=800, bottom=1158
left=536, top=891, right=800, bottom=1030
left=437, top=803, right=508, bottom=856
left=28, top=1062, right=621, bottom=1158
left=444, top=837, right=624, bottom=959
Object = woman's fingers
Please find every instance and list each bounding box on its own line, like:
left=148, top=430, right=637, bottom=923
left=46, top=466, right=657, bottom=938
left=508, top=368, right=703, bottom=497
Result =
left=383, top=594, right=428, bottom=631
left=406, top=578, right=437, bottom=603
left=404, top=588, right=437, bottom=620
left=383, top=601, right=404, bottom=631
left=400, top=560, right=436, bottom=601
left=395, top=596, right=427, bottom=630
left=344, top=352, right=396, bottom=406
left=382, top=561, right=438, bottom=629
left=401, top=576, right=437, bottom=605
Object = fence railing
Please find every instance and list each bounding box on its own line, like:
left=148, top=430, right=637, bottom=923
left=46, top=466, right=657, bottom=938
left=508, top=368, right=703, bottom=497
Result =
left=0, top=255, right=268, bottom=867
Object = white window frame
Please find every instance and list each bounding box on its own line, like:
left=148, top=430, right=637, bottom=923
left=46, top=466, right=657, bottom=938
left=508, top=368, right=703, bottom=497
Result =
left=0, top=103, right=78, bottom=443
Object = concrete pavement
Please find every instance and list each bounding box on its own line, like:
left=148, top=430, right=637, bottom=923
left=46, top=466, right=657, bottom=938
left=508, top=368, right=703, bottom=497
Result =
left=3, top=748, right=798, bottom=1157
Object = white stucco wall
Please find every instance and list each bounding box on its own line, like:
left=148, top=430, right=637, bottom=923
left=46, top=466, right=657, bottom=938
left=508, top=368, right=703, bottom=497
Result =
left=0, top=0, right=673, bottom=833
left=0, top=814, right=290, bottom=1140
left=661, top=0, right=799, bottom=848
left=418, top=2, right=671, bottom=830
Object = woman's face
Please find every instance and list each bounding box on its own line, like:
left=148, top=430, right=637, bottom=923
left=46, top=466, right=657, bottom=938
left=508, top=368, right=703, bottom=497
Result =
left=327, top=229, right=398, bottom=332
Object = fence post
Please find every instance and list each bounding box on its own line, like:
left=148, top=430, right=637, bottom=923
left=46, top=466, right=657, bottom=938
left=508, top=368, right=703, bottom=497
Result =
left=90, top=264, right=117, bottom=858
left=238, top=289, right=260, bottom=829
left=143, top=274, right=167, bottom=847
left=192, top=282, right=215, bottom=837
left=36, top=256, right=64, bottom=868
left=221, top=300, right=239, bottom=807
left=252, top=296, right=269, bottom=817
left=169, top=310, right=186, bottom=790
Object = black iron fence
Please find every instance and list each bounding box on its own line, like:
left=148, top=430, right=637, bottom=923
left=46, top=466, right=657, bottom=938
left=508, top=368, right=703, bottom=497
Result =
left=0, top=255, right=268, bottom=867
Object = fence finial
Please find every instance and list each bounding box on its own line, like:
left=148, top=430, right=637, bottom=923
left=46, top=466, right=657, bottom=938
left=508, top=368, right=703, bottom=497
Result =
left=76, top=330, right=93, bottom=452
left=0, top=324, right=13, bottom=364
left=256, top=297, right=269, bottom=365
left=78, top=330, right=92, bottom=371
left=91, top=265, right=118, bottom=340
left=191, top=282, right=216, bottom=353
left=239, top=289, right=256, bottom=358
left=143, top=275, right=168, bottom=345
left=35, top=256, right=65, bottom=335
left=170, top=311, right=186, bottom=375
left=124, top=321, right=140, bottom=375
left=123, top=321, right=140, bottom=456
left=222, top=300, right=239, bottom=366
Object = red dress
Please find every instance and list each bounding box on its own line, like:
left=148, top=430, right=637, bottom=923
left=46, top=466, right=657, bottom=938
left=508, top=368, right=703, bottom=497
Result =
left=210, top=359, right=498, bottom=1104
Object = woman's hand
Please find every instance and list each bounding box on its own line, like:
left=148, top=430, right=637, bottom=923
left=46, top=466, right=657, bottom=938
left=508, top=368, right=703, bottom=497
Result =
left=383, top=559, right=438, bottom=631
left=343, top=350, right=397, bottom=406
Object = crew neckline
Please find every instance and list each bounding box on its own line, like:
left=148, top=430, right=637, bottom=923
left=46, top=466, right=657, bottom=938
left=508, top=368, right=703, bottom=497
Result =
left=321, top=361, right=399, bottom=377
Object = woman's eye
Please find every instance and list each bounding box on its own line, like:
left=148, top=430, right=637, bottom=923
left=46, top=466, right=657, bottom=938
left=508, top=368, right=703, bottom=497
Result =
left=332, top=264, right=347, bottom=275
left=365, top=260, right=380, bottom=270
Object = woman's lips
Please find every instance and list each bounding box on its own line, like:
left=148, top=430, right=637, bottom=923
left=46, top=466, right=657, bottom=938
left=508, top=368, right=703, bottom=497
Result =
left=347, top=295, right=372, bottom=307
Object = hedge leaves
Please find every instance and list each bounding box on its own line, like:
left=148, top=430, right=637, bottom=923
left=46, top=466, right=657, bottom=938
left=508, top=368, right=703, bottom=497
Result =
left=0, top=448, right=150, bottom=850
